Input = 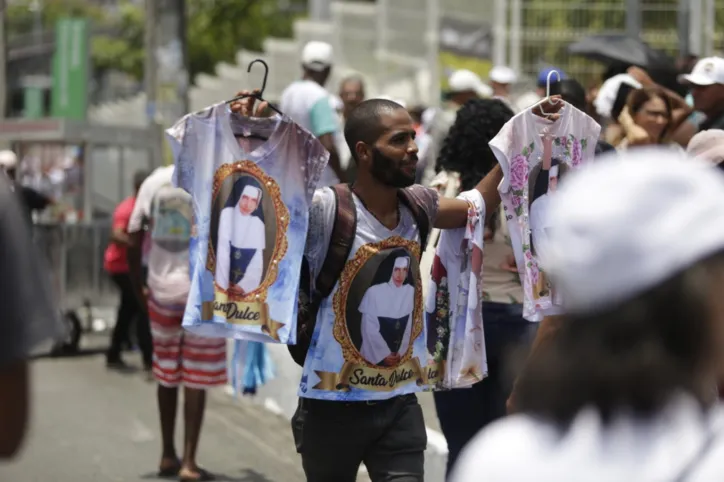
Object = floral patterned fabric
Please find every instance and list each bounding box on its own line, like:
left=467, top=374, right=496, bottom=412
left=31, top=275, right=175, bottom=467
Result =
left=424, top=189, right=487, bottom=389
left=489, top=106, right=601, bottom=321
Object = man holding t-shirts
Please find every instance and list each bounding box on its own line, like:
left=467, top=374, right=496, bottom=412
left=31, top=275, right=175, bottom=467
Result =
left=232, top=89, right=505, bottom=482
left=215, top=184, right=266, bottom=296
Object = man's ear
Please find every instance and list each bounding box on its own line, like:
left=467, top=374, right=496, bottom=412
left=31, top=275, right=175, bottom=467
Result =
left=355, top=142, right=371, bottom=166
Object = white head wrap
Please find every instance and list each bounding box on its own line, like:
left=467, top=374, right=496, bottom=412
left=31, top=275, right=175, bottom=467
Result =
left=539, top=148, right=724, bottom=313
left=241, top=185, right=262, bottom=202
left=394, top=256, right=410, bottom=269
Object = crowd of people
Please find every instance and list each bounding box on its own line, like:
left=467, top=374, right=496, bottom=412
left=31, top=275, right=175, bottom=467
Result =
left=4, top=36, right=724, bottom=482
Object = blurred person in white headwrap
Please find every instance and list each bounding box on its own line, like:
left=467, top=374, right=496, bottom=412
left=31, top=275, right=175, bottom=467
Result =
left=0, top=167, right=61, bottom=459
left=453, top=150, right=724, bottom=482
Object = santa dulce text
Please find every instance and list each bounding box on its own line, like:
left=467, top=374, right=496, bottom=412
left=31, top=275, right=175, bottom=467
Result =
left=214, top=300, right=262, bottom=323
left=349, top=366, right=417, bottom=389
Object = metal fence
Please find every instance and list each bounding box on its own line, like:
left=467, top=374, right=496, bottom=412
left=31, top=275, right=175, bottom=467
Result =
left=294, top=0, right=724, bottom=105
left=33, top=222, right=116, bottom=313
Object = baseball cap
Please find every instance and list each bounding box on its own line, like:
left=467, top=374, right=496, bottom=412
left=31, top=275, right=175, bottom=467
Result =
left=678, top=57, right=724, bottom=86
left=537, top=67, right=566, bottom=88
left=447, top=69, right=493, bottom=97
left=489, top=66, right=517, bottom=85
left=301, top=41, right=333, bottom=72
left=538, top=149, right=724, bottom=313
left=0, top=150, right=17, bottom=169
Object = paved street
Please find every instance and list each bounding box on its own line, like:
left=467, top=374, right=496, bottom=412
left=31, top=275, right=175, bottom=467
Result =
left=0, top=334, right=308, bottom=482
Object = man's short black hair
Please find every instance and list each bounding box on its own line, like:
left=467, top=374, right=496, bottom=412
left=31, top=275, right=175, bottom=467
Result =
left=344, top=98, right=406, bottom=162
left=549, top=79, right=587, bottom=112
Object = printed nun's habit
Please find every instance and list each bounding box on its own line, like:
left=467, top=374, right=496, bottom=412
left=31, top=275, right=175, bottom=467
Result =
left=215, top=185, right=266, bottom=294
left=529, top=163, right=557, bottom=258
left=358, top=256, right=415, bottom=366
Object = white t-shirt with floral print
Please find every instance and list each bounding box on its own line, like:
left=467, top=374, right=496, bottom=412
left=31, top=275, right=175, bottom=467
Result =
left=489, top=106, right=601, bottom=321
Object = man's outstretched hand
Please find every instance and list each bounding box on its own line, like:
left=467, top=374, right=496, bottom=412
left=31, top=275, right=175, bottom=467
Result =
left=531, top=94, right=565, bottom=122
left=229, top=89, right=272, bottom=117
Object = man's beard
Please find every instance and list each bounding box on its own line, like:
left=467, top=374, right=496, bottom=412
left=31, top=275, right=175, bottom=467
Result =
left=369, top=148, right=416, bottom=188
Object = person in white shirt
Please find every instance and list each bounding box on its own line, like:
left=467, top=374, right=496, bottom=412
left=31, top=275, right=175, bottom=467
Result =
left=358, top=255, right=415, bottom=367
left=279, top=41, right=345, bottom=185
left=215, top=184, right=265, bottom=296
left=453, top=150, right=724, bottom=482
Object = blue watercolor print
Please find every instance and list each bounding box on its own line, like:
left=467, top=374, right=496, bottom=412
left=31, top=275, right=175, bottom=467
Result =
left=201, top=269, right=215, bottom=321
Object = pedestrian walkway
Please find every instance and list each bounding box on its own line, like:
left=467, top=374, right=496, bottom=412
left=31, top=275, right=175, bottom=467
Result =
left=0, top=337, right=307, bottom=482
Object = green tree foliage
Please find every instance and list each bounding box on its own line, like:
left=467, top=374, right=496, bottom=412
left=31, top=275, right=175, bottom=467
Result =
left=7, top=0, right=299, bottom=82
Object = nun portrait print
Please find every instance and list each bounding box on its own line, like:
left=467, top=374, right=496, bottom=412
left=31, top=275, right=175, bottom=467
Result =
left=207, top=161, right=289, bottom=302
left=528, top=133, right=569, bottom=301
left=337, top=243, right=423, bottom=368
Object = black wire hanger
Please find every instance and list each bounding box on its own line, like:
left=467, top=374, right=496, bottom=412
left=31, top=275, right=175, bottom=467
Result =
left=226, top=59, right=284, bottom=117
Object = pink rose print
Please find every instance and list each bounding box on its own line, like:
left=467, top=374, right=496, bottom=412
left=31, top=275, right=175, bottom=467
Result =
left=571, top=138, right=583, bottom=166
left=530, top=264, right=540, bottom=286
left=509, top=154, right=528, bottom=191
left=512, top=195, right=522, bottom=208
left=525, top=250, right=533, bottom=261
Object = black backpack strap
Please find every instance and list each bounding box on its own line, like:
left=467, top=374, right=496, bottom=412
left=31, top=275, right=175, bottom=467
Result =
left=397, top=188, right=430, bottom=255
left=313, top=183, right=358, bottom=302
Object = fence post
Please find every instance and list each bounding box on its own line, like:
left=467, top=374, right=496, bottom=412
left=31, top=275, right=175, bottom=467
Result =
left=626, top=0, right=642, bottom=38
left=509, top=0, right=521, bottom=74
left=426, top=0, right=440, bottom=108
left=92, top=223, right=100, bottom=301
left=677, top=0, right=691, bottom=57
left=493, top=0, right=507, bottom=69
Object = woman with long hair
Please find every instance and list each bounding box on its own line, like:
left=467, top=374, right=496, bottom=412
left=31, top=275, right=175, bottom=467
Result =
left=617, top=84, right=691, bottom=149
left=452, top=151, right=724, bottom=481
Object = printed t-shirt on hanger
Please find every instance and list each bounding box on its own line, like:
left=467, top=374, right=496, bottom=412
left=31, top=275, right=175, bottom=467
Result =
left=489, top=104, right=601, bottom=321
left=168, top=103, right=329, bottom=343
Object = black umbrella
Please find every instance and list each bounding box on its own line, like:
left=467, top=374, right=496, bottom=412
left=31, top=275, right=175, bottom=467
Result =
left=568, top=34, right=674, bottom=69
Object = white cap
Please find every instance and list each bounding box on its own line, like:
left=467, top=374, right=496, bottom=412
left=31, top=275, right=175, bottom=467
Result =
left=678, top=57, right=724, bottom=87
left=549, top=164, right=559, bottom=177
left=242, top=185, right=262, bottom=201
left=593, top=73, right=642, bottom=119
left=539, top=149, right=724, bottom=313
left=448, top=69, right=493, bottom=97
left=0, top=150, right=17, bottom=169
left=394, top=256, right=410, bottom=268
left=489, top=65, right=517, bottom=85
left=301, top=41, right=333, bottom=72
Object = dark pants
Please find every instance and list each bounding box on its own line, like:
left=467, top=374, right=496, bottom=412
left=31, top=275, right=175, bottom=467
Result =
left=107, top=272, right=152, bottom=367
left=433, top=302, right=538, bottom=477
left=292, top=394, right=427, bottom=482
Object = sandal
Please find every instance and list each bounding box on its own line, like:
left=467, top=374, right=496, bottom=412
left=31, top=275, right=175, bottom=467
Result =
left=179, top=467, right=216, bottom=482
left=157, top=461, right=181, bottom=478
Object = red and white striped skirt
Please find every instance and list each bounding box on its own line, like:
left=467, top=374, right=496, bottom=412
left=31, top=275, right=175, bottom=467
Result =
left=148, top=295, right=227, bottom=389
